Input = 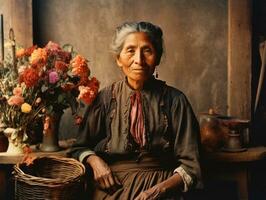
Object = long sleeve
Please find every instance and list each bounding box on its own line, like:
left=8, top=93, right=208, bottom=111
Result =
left=59, top=89, right=108, bottom=163
left=171, top=92, right=202, bottom=190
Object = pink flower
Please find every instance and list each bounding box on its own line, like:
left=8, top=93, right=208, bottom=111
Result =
left=7, top=95, right=24, bottom=106
left=48, top=71, right=59, bottom=84
left=13, top=87, right=23, bottom=96
left=45, top=41, right=61, bottom=52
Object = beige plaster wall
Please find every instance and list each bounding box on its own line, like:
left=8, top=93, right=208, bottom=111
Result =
left=2, top=0, right=227, bottom=115
left=0, top=0, right=32, bottom=48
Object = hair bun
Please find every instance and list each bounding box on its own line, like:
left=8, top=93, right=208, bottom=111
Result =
left=138, top=22, right=163, bottom=38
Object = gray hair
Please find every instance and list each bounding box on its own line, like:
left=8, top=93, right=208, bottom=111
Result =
left=110, top=21, right=164, bottom=65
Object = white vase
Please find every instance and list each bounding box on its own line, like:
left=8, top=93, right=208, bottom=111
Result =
left=6, top=137, right=24, bottom=154
left=4, top=128, right=24, bottom=155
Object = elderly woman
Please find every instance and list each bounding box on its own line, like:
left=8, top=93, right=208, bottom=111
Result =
left=60, top=21, right=201, bottom=200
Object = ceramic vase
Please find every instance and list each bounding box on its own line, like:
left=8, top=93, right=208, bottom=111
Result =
left=3, top=128, right=24, bottom=155
left=39, top=114, right=60, bottom=152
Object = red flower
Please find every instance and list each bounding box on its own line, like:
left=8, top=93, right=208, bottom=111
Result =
left=58, top=51, right=72, bottom=63
left=78, top=77, right=99, bottom=105
left=88, top=77, right=100, bottom=89
left=20, top=68, right=40, bottom=88
left=78, top=76, right=90, bottom=86
left=55, top=60, right=68, bottom=72
left=24, top=45, right=37, bottom=56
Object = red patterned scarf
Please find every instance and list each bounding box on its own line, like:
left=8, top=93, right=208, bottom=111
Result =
left=130, top=91, right=146, bottom=147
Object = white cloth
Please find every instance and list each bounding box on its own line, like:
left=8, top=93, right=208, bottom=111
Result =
left=174, top=166, right=193, bottom=192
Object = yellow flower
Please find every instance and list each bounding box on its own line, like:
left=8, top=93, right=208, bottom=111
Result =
left=21, top=103, right=32, bottom=113
left=30, top=48, right=47, bottom=66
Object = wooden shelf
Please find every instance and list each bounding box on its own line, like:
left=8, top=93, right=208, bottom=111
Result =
left=203, top=146, right=266, bottom=163
left=203, top=146, right=266, bottom=200
left=0, top=145, right=69, bottom=164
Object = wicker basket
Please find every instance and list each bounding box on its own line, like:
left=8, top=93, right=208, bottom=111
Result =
left=13, top=156, right=85, bottom=200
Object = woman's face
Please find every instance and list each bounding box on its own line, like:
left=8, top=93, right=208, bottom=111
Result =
left=116, top=32, right=157, bottom=89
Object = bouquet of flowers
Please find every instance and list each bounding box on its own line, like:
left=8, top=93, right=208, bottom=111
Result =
left=0, top=64, right=43, bottom=148
left=0, top=40, right=99, bottom=150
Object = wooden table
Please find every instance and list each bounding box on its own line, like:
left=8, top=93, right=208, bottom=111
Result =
left=202, top=146, right=266, bottom=200
left=0, top=146, right=69, bottom=200
left=0, top=145, right=69, bottom=164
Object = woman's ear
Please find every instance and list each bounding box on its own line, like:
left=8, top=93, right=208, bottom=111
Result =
left=116, top=56, right=123, bottom=68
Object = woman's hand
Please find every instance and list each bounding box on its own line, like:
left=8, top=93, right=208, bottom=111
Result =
left=134, top=173, right=184, bottom=200
left=86, top=155, right=122, bottom=193
left=134, top=185, right=165, bottom=200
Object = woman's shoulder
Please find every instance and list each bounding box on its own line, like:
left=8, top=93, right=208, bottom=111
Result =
left=163, top=83, right=190, bottom=105
left=99, top=80, right=123, bottom=94
left=162, top=82, right=184, bottom=97
left=97, top=80, right=124, bottom=101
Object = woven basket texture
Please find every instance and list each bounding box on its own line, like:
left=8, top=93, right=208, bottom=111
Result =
left=13, top=156, right=85, bottom=200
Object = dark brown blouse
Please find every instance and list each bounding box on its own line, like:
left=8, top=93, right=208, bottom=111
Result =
left=59, top=77, right=202, bottom=189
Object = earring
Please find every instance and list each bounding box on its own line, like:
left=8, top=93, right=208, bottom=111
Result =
left=155, top=67, right=158, bottom=78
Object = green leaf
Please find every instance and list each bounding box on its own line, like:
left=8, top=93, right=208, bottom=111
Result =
left=62, top=44, right=74, bottom=52
left=46, top=105, right=54, bottom=114
left=41, top=85, right=48, bottom=92
left=57, top=94, right=65, bottom=103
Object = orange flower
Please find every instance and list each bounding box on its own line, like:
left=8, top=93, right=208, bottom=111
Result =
left=7, top=95, right=24, bottom=106
left=24, top=45, right=37, bottom=56
left=22, top=146, right=36, bottom=166
left=17, top=46, right=37, bottom=58
left=16, top=48, right=26, bottom=58
left=20, top=68, right=39, bottom=88
left=71, top=55, right=90, bottom=76
left=30, top=48, right=48, bottom=67
left=23, top=146, right=33, bottom=154
left=13, top=87, right=23, bottom=96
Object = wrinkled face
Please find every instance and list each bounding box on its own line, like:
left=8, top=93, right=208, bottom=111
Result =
left=116, top=32, right=157, bottom=88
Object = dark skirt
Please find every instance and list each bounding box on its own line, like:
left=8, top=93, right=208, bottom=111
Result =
left=90, top=156, right=182, bottom=200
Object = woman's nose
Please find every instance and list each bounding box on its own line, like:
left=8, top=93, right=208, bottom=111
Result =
left=134, top=50, right=144, bottom=65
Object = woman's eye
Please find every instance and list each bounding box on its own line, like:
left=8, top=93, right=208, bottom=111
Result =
left=126, top=49, right=135, bottom=54
left=143, top=48, right=153, bottom=54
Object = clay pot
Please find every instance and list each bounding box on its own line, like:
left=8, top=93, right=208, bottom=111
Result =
left=199, top=112, right=229, bottom=152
